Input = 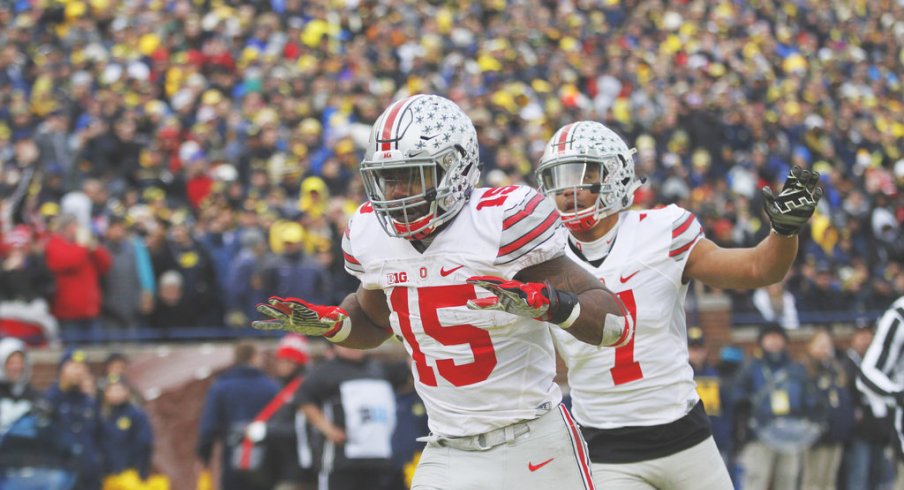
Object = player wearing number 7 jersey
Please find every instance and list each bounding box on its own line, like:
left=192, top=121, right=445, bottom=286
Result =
left=536, top=121, right=824, bottom=489
left=253, top=95, right=633, bottom=490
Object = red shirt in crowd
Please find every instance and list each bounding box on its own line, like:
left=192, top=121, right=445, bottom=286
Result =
left=44, top=235, right=112, bottom=321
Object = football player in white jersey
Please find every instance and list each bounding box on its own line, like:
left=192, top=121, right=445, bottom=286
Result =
left=535, top=121, right=823, bottom=489
left=253, top=95, right=634, bottom=490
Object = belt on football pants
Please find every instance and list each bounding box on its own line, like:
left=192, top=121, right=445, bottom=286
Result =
left=416, top=406, right=555, bottom=451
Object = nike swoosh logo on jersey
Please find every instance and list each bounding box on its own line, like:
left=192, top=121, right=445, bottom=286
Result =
left=620, top=270, right=640, bottom=283
left=528, top=458, right=555, bottom=472
left=440, top=265, right=464, bottom=277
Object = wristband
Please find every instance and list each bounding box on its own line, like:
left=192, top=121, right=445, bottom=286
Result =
left=557, top=302, right=582, bottom=329
left=770, top=229, right=797, bottom=239
left=324, top=317, right=352, bottom=343
left=602, top=313, right=633, bottom=347
left=547, top=285, right=579, bottom=325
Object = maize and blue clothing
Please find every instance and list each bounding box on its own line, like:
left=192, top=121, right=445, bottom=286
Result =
left=262, top=252, right=332, bottom=306
left=43, top=384, right=104, bottom=490
left=733, top=351, right=827, bottom=444
left=692, top=363, right=734, bottom=459
left=100, top=402, right=153, bottom=479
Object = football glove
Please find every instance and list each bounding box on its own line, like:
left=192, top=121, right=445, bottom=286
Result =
left=762, top=165, right=824, bottom=236
left=465, top=276, right=578, bottom=326
left=253, top=297, right=350, bottom=341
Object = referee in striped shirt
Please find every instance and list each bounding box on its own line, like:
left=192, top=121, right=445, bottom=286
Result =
left=858, top=296, right=904, bottom=489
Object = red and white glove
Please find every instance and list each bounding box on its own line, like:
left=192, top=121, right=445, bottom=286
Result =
left=467, top=275, right=633, bottom=347
left=253, top=297, right=351, bottom=342
left=465, top=276, right=581, bottom=327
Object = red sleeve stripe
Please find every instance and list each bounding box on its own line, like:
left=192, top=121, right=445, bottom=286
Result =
left=502, top=193, right=545, bottom=230
left=672, top=213, right=696, bottom=238
left=343, top=251, right=361, bottom=265
left=669, top=231, right=703, bottom=257
left=497, top=210, right=558, bottom=257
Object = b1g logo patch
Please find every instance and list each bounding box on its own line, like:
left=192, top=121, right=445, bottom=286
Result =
left=386, top=271, right=409, bottom=285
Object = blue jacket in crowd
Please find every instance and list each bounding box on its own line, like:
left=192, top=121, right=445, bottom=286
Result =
left=44, top=384, right=104, bottom=490
left=197, top=365, right=279, bottom=490
left=101, top=402, right=154, bottom=479
left=692, top=363, right=734, bottom=457
left=732, top=351, right=826, bottom=447
left=809, top=359, right=856, bottom=445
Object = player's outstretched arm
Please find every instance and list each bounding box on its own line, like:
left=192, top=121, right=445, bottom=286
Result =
left=337, top=286, right=395, bottom=349
left=466, top=255, right=631, bottom=347
left=684, top=165, right=822, bottom=289
left=517, top=255, right=631, bottom=346
left=253, top=286, right=393, bottom=349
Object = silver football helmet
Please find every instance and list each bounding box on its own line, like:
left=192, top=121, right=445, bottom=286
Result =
left=536, top=121, right=641, bottom=231
left=360, top=94, right=480, bottom=240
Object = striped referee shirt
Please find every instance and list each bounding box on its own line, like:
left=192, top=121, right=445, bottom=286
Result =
left=858, top=296, right=904, bottom=457
left=860, top=296, right=904, bottom=400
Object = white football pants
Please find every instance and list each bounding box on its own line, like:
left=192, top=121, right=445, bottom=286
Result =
left=411, top=404, right=595, bottom=490
left=591, top=436, right=733, bottom=489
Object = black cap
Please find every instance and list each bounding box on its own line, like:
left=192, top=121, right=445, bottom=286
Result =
left=757, top=322, right=788, bottom=344
left=103, top=351, right=128, bottom=366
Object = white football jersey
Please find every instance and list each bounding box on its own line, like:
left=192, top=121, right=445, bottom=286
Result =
left=343, top=186, right=567, bottom=437
left=552, top=204, right=704, bottom=428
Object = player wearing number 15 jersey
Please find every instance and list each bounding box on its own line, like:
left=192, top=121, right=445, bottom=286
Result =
left=536, top=121, right=823, bottom=489
left=253, top=95, right=633, bottom=490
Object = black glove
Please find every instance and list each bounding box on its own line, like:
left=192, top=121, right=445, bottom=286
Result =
left=762, top=165, right=824, bottom=236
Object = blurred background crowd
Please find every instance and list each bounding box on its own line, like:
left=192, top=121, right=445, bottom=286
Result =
left=0, top=0, right=903, bottom=344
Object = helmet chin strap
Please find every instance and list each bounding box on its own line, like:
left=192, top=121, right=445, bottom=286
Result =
left=394, top=188, right=439, bottom=241
left=393, top=213, right=436, bottom=240
left=562, top=207, right=600, bottom=231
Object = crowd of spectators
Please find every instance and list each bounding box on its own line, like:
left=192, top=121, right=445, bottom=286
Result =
left=1, top=0, right=903, bottom=341
left=0, top=340, right=157, bottom=489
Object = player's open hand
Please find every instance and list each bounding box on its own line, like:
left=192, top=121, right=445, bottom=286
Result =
left=253, top=296, right=349, bottom=337
left=465, top=275, right=553, bottom=321
left=762, top=165, right=824, bottom=236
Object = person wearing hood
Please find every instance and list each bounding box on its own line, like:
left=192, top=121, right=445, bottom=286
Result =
left=731, top=324, right=826, bottom=490
left=0, top=338, right=35, bottom=410
left=0, top=337, right=75, bottom=490
left=0, top=338, right=74, bottom=488
left=262, top=222, right=332, bottom=305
